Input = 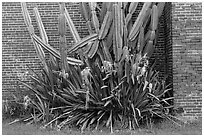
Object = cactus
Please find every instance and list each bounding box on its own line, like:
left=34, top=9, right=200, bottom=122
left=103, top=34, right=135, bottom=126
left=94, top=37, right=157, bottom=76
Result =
left=64, top=7, right=81, bottom=43
left=20, top=2, right=171, bottom=132
left=59, top=3, right=69, bottom=75
left=129, top=2, right=152, bottom=41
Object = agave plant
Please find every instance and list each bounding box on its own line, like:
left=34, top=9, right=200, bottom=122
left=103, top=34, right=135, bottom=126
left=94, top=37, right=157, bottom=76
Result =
left=15, top=2, right=179, bottom=133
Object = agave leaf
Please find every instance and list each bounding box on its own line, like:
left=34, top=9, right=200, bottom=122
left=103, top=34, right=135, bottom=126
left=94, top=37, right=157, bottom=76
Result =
left=19, top=80, right=47, bottom=100
left=158, top=88, right=172, bottom=97
left=137, top=99, right=149, bottom=109
left=64, top=7, right=81, bottom=42
left=55, top=94, right=73, bottom=106
left=35, top=94, right=45, bottom=113
left=162, top=96, right=174, bottom=101
left=89, top=117, right=97, bottom=125
left=102, top=95, right=114, bottom=101
left=85, top=90, right=90, bottom=109
left=95, top=111, right=106, bottom=130
left=106, top=110, right=112, bottom=127
left=131, top=103, right=139, bottom=127
left=143, top=80, right=149, bottom=91
left=129, top=2, right=152, bottom=41
left=148, top=93, right=160, bottom=101
left=68, top=33, right=98, bottom=53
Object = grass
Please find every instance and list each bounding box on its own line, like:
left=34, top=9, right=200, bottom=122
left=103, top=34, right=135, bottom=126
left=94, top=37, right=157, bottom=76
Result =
left=2, top=118, right=202, bottom=135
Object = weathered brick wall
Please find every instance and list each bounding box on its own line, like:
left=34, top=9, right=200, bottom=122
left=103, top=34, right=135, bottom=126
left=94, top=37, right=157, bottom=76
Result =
left=171, top=2, right=202, bottom=118
left=163, top=3, right=173, bottom=97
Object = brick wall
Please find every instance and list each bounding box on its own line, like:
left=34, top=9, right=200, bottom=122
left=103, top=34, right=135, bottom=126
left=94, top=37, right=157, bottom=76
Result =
left=171, top=2, right=202, bottom=118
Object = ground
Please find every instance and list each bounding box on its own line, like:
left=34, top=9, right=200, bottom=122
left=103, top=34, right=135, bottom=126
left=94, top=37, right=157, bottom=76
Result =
left=2, top=118, right=202, bottom=135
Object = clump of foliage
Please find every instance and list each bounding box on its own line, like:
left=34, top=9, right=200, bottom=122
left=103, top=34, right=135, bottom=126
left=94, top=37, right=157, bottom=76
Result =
left=10, top=2, right=180, bottom=133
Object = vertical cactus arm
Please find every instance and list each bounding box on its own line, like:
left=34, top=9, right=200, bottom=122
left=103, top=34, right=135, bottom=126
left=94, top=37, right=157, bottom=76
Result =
left=99, top=2, right=107, bottom=24
left=64, top=7, right=81, bottom=43
left=142, top=8, right=151, bottom=28
left=21, top=2, right=34, bottom=35
left=113, top=3, right=123, bottom=62
left=33, top=7, right=49, bottom=44
left=125, top=2, right=138, bottom=25
left=89, top=2, right=100, bottom=33
left=59, top=2, right=69, bottom=73
left=98, top=8, right=113, bottom=40
left=21, top=2, right=32, bottom=27
left=119, top=2, right=124, bottom=36
left=128, top=2, right=152, bottom=41
left=157, top=2, right=165, bottom=18
left=150, top=5, right=159, bottom=31
left=21, top=3, right=49, bottom=73
left=79, top=2, right=93, bottom=34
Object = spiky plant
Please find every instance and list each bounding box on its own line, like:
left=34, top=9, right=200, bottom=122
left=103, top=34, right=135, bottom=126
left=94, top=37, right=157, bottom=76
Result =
left=15, top=2, right=179, bottom=133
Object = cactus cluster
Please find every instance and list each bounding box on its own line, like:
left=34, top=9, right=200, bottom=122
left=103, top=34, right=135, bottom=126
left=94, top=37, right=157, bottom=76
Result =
left=18, top=2, right=176, bottom=133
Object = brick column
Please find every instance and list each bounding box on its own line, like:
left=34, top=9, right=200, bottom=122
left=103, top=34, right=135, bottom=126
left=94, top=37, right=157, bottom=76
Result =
left=171, top=2, right=202, bottom=118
